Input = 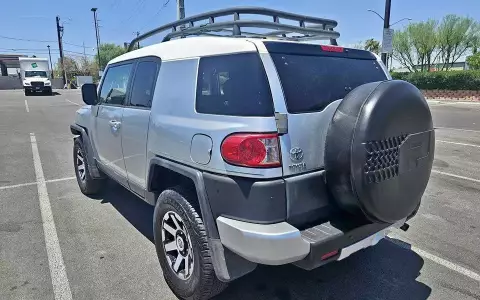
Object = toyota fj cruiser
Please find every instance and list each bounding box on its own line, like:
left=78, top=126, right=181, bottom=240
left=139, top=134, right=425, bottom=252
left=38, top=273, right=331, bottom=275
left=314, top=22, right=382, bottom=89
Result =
left=71, top=7, right=435, bottom=300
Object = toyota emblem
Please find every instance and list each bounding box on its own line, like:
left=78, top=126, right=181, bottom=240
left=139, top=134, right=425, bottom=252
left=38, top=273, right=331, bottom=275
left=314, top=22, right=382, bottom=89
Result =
left=290, top=147, right=304, bottom=162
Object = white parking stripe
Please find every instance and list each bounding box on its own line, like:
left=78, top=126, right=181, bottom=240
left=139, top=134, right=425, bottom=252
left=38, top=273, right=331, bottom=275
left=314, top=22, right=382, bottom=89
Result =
left=30, top=133, right=73, bottom=300
left=432, top=170, right=480, bottom=184
left=25, top=99, right=29, bottom=112
left=47, top=177, right=76, bottom=183
left=0, top=177, right=76, bottom=191
left=387, top=238, right=480, bottom=282
left=435, top=127, right=480, bottom=133
left=437, top=140, right=480, bottom=148
left=65, top=99, right=80, bottom=106
left=412, top=246, right=480, bottom=282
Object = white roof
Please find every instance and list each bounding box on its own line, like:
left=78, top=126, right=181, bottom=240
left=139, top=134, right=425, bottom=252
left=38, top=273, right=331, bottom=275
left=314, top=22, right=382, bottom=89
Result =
left=18, top=57, right=48, bottom=62
left=109, top=36, right=259, bottom=65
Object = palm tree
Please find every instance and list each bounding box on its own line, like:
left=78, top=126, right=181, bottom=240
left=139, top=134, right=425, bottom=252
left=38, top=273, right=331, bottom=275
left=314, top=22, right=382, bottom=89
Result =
left=364, top=38, right=381, bottom=54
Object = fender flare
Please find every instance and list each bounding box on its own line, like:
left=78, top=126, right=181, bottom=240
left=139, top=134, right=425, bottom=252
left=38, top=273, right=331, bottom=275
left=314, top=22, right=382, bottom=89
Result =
left=147, top=157, right=257, bottom=282
left=70, top=124, right=103, bottom=178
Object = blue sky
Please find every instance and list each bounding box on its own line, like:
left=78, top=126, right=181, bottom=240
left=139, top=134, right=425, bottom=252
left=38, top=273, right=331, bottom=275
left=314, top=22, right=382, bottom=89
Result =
left=1, top=0, right=479, bottom=64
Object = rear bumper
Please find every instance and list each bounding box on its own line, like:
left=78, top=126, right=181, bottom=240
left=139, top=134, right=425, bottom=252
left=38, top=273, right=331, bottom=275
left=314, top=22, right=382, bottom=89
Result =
left=217, top=216, right=405, bottom=269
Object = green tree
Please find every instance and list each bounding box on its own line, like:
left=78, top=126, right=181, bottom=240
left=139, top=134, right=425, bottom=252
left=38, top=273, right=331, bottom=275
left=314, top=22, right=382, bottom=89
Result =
left=77, top=56, right=100, bottom=77
left=364, top=38, right=381, bottom=54
left=437, top=15, right=478, bottom=70
left=393, top=20, right=438, bottom=72
left=466, top=52, right=480, bottom=70
left=393, top=30, right=417, bottom=72
left=407, top=20, right=438, bottom=71
left=54, top=56, right=79, bottom=78
left=95, top=43, right=127, bottom=70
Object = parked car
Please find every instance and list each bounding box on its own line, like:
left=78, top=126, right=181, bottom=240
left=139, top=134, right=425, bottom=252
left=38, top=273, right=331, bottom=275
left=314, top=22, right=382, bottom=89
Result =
left=70, top=7, right=435, bottom=300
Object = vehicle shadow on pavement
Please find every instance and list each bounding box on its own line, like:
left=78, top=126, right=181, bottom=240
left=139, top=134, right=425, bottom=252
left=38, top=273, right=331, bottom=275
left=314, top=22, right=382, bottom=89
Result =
left=96, top=180, right=432, bottom=300
left=214, top=239, right=432, bottom=300
left=95, top=180, right=155, bottom=242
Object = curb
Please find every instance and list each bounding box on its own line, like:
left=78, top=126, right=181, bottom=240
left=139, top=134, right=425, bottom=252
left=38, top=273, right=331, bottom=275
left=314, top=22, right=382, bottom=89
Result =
left=427, top=100, right=480, bottom=105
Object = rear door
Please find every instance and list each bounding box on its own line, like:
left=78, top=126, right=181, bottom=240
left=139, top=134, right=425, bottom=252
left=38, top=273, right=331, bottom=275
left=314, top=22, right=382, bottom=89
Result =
left=121, top=57, right=161, bottom=197
left=93, top=61, right=134, bottom=185
left=263, top=42, right=388, bottom=176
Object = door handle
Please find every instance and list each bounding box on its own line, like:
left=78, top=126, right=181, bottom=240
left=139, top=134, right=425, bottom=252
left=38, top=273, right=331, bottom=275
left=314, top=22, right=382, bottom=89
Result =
left=109, top=120, right=121, bottom=131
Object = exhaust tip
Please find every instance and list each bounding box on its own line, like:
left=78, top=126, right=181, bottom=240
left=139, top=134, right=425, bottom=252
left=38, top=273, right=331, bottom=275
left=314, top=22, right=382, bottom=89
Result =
left=400, top=223, right=410, bottom=232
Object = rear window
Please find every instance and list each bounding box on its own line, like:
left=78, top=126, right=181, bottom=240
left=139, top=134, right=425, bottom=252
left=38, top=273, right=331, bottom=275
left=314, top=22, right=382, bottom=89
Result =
left=271, top=54, right=387, bottom=113
left=196, top=53, right=274, bottom=116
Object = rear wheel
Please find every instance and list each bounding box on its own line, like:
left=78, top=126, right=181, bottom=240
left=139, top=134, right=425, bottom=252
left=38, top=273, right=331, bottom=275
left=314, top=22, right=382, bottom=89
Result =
left=154, top=187, right=227, bottom=300
left=73, top=138, right=104, bottom=195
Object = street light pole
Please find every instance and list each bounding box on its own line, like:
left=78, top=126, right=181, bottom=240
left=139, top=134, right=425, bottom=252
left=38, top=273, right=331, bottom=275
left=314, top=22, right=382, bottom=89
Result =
left=47, top=45, right=54, bottom=79
left=91, top=8, right=101, bottom=70
left=381, top=0, right=392, bottom=66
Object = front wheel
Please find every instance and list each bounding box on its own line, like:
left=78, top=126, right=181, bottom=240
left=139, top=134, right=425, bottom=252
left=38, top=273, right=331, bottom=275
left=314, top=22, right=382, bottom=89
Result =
left=154, top=187, right=227, bottom=300
left=24, top=89, right=30, bottom=96
left=73, top=138, right=104, bottom=195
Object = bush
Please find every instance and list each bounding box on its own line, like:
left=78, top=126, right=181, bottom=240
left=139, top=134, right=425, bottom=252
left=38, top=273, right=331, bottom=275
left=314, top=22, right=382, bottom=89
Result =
left=466, top=52, right=480, bottom=70
left=391, top=70, right=480, bottom=90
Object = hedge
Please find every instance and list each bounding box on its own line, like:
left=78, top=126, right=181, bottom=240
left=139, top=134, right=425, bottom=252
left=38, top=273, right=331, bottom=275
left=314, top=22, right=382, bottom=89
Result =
left=391, top=70, right=480, bottom=90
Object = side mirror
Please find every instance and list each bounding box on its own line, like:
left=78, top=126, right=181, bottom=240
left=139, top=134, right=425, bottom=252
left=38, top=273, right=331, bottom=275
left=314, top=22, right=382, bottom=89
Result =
left=81, top=83, right=98, bottom=105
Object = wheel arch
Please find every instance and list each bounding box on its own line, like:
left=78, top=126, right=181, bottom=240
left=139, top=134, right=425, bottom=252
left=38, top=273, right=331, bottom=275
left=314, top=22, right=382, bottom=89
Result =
left=70, top=124, right=103, bottom=178
left=147, top=156, right=257, bottom=282
left=147, top=157, right=218, bottom=238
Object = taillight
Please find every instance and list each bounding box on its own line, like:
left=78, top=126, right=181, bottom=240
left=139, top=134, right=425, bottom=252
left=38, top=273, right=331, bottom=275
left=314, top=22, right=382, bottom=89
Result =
left=320, top=45, right=344, bottom=53
left=221, top=133, right=281, bottom=168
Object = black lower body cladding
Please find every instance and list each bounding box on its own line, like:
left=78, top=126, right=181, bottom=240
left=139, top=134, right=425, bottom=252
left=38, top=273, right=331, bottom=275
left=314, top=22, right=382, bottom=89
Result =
left=324, top=80, right=435, bottom=224
left=203, top=171, right=334, bottom=226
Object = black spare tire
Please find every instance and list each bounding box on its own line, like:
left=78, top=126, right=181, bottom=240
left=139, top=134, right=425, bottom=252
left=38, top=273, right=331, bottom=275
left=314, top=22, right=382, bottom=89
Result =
left=324, top=80, right=435, bottom=224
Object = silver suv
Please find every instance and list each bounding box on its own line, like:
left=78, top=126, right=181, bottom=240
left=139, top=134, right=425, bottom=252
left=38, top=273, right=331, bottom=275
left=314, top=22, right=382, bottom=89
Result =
left=71, top=7, right=435, bottom=300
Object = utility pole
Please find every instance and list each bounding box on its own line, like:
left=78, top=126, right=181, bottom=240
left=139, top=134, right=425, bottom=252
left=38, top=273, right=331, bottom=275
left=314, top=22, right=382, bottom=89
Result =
left=56, top=16, right=67, bottom=86
left=381, top=0, right=392, bottom=66
left=177, top=0, right=185, bottom=20
left=82, top=42, right=87, bottom=60
left=47, top=45, right=54, bottom=79
left=91, top=8, right=101, bottom=70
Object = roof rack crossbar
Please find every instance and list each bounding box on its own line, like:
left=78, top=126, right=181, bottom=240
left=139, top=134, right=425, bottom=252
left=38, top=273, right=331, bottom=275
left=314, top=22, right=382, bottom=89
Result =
left=128, top=7, right=339, bottom=51
left=162, top=20, right=339, bottom=42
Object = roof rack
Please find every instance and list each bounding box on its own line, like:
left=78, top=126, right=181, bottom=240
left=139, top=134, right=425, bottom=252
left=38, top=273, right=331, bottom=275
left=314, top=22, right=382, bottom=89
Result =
left=127, top=7, right=340, bottom=51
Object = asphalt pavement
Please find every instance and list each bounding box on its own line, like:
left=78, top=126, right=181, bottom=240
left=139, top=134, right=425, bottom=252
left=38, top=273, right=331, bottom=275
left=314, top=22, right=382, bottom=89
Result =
left=0, top=90, right=479, bottom=300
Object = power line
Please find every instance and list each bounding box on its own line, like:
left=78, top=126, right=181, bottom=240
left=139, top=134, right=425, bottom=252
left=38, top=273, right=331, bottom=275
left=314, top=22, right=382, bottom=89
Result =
left=0, top=47, right=95, bottom=57
left=0, top=35, right=94, bottom=49
left=0, top=34, right=56, bottom=43
left=111, top=0, right=149, bottom=32
left=138, top=0, right=171, bottom=32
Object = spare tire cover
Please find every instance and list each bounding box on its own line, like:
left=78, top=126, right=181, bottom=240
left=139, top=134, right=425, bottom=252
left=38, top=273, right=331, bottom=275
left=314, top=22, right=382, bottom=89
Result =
left=324, top=80, right=435, bottom=223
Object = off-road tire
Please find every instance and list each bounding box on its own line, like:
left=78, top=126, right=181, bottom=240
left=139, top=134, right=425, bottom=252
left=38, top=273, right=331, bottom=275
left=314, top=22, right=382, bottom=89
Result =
left=154, top=186, right=227, bottom=300
left=73, top=138, right=104, bottom=195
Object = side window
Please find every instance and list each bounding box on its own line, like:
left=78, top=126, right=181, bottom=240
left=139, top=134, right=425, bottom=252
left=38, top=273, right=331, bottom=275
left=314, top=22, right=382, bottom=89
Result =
left=98, top=63, right=133, bottom=105
left=129, top=61, right=159, bottom=108
left=196, top=53, right=274, bottom=116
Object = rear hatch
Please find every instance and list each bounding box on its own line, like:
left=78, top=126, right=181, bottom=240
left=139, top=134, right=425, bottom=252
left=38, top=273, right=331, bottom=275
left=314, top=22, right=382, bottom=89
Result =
left=263, top=42, right=388, bottom=176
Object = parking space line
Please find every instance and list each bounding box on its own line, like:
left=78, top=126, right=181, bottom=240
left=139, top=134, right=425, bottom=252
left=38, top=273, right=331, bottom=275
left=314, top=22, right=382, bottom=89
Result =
left=387, top=238, right=480, bottom=282
left=25, top=99, right=29, bottom=112
left=432, top=170, right=480, bottom=184
left=435, top=127, right=480, bottom=133
left=65, top=99, right=80, bottom=106
left=412, top=246, right=480, bottom=282
left=437, top=140, right=480, bottom=148
left=0, top=177, right=76, bottom=191
left=30, top=133, right=73, bottom=300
